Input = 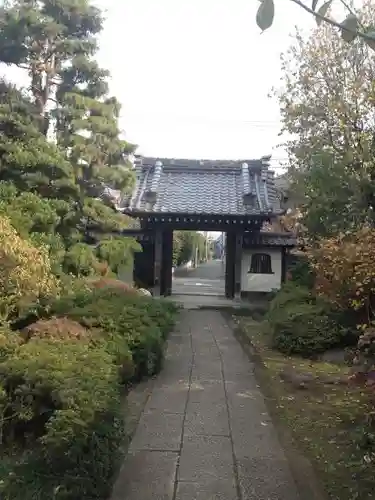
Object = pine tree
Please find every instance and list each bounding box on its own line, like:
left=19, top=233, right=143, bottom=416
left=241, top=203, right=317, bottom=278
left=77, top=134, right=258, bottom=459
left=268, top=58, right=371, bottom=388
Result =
left=55, top=56, right=135, bottom=233
left=0, top=81, right=77, bottom=201
left=0, top=0, right=138, bottom=277
left=0, top=0, right=103, bottom=134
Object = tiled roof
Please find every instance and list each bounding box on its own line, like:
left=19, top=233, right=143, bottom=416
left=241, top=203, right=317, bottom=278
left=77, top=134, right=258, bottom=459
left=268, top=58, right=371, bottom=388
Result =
left=243, top=231, right=296, bottom=247
left=123, top=156, right=284, bottom=217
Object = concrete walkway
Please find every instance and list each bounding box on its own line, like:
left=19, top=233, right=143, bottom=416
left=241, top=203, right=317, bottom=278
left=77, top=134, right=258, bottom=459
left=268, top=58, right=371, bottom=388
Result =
left=111, top=310, right=300, bottom=500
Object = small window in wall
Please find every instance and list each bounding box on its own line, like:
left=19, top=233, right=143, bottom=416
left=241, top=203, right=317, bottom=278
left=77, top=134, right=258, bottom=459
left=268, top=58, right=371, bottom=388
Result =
left=249, top=253, right=273, bottom=274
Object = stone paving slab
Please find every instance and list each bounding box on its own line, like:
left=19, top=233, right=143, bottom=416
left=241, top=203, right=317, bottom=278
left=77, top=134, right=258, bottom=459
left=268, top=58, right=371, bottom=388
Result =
left=110, top=309, right=300, bottom=500
left=237, top=458, right=299, bottom=500
left=178, top=434, right=234, bottom=482
left=110, top=450, right=178, bottom=500
left=144, top=383, right=189, bottom=414
left=188, top=379, right=226, bottom=405
left=175, top=479, right=238, bottom=500
left=191, top=363, right=223, bottom=380
left=184, top=400, right=230, bottom=437
left=129, top=410, right=184, bottom=452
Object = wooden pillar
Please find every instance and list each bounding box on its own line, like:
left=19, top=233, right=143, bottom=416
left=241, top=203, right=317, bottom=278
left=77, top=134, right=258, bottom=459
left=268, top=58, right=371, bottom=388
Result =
left=160, top=230, right=173, bottom=297
left=133, top=236, right=155, bottom=289
left=234, top=232, right=243, bottom=298
left=154, top=230, right=162, bottom=288
left=281, top=247, right=287, bottom=284
left=225, top=231, right=236, bottom=298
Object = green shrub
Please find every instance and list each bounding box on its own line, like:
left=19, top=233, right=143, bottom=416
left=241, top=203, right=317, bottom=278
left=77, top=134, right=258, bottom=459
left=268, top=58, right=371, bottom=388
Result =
left=0, top=327, right=21, bottom=362
left=267, top=283, right=344, bottom=357
left=49, top=287, right=178, bottom=381
left=0, top=215, right=60, bottom=324
left=1, top=409, right=124, bottom=500
left=288, top=255, right=315, bottom=289
left=0, top=286, right=178, bottom=499
left=268, top=282, right=314, bottom=314
left=269, top=302, right=344, bottom=357
left=0, top=338, right=123, bottom=499
left=0, top=338, right=119, bottom=446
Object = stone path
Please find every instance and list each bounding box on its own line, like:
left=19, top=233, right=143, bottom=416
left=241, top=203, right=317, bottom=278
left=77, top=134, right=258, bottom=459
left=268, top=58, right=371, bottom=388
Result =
left=111, top=310, right=300, bottom=500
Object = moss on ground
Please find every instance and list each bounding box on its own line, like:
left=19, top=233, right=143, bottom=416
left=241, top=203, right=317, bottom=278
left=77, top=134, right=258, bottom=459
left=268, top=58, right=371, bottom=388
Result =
left=236, top=316, right=374, bottom=500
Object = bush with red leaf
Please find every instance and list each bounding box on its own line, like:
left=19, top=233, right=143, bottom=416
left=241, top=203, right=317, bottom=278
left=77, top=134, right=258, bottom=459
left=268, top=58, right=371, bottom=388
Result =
left=22, top=316, right=91, bottom=342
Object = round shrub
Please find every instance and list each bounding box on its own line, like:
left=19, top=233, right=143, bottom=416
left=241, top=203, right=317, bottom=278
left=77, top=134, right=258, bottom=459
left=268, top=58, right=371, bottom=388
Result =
left=0, top=338, right=124, bottom=500
left=94, top=330, right=135, bottom=383
left=270, top=302, right=344, bottom=357
left=0, top=338, right=119, bottom=448
left=75, top=297, right=165, bottom=380
left=268, top=282, right=314, bottom=315
left=267, top=283, right=345, bottom=357
left=349, top=327, right=375, bottom=385
left=48, top=287, right=178, bottom=382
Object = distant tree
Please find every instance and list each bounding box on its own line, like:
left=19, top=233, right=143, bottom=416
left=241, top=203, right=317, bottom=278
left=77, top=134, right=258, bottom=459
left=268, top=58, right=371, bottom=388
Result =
left=175, top=231, right=207, bottom=266
left=172, top=232, right=183, bottom=267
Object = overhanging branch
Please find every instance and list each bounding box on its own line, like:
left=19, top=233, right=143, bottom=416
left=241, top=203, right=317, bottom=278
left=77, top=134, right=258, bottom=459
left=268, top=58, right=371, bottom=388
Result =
left=290, top=0, right=374, bottom=43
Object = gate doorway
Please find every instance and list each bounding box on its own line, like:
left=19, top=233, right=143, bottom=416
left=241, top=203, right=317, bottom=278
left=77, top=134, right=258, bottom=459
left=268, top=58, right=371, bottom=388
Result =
left=172, top=231, right=225, bottom=297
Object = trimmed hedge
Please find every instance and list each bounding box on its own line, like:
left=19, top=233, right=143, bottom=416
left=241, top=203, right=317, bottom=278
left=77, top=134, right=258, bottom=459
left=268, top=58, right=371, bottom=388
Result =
left=0, top=288, right=179, bottom=499
left=50, top=287, right=178, bottom=381
left=267, top=283, right=345, bottom=357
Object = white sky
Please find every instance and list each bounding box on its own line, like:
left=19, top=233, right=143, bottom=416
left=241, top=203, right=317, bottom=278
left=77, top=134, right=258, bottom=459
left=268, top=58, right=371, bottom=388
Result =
left=95, top=0, right=316, bottom=172
left=1, top=0, right=319, bottom=172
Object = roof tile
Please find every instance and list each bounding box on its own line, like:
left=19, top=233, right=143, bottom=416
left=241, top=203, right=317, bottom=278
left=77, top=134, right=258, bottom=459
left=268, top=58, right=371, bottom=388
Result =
left=124, top=156, right=283, bottom=217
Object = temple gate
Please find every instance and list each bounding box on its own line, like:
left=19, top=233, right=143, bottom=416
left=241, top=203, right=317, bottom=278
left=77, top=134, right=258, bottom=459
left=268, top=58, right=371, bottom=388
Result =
left=122, top=156, right=284, bottom=298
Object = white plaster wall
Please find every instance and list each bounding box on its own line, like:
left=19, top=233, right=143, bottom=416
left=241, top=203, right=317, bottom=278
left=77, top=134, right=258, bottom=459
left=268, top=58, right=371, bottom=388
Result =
left=241, top=247, right=282, bottom=293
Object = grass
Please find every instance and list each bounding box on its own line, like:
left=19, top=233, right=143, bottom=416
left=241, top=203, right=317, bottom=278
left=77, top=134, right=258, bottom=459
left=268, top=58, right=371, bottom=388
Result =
left=235, top=315, right=375, bottom=500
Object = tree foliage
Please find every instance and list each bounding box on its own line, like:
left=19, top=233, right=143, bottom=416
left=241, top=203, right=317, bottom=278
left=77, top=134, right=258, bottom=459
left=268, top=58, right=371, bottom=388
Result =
left=274, top=0, right=375, bottom=388
left=309, top=227, right=375, bottom=322
left=308, top=227, right=375, bottom=378
left=276, top=1, right=375, bottom=378
left=0, top=0, right=103, bottom=128
left=0, top=3, right=180, bottom=498
left=0, top=0, right=138, bottom=278
left=276, top=0, right=375, bottom=238
left=0, top=215, right=59, bottom=323
left=173, top=231, right=208, bottom=266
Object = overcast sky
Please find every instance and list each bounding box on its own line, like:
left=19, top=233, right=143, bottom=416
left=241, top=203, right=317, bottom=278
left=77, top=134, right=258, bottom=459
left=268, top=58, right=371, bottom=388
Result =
left=95, top=0, right=317, bottom=172
left=1, top=0, right=320, bottom=172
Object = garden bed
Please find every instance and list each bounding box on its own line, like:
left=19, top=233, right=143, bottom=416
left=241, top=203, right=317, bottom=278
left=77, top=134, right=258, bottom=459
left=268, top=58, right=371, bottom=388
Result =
left=235, top=315, right=375, bottom=500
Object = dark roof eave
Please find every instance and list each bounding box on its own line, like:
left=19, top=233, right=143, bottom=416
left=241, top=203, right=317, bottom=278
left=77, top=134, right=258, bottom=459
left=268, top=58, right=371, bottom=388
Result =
left=244, top=239, right=296, bottom=247
left=122, top=209, right=284, bottom=219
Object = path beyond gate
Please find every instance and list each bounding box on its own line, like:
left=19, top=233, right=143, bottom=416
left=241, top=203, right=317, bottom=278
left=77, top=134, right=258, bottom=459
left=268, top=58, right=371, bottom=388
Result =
left=122, top=156, right=284, bottom=298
